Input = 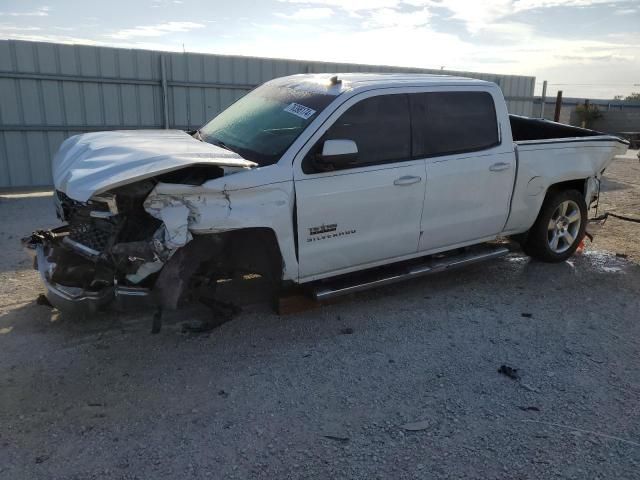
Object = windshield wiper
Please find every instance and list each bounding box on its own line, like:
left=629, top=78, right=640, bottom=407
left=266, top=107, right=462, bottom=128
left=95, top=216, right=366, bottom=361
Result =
left=208, top=137, right=234, bottom=153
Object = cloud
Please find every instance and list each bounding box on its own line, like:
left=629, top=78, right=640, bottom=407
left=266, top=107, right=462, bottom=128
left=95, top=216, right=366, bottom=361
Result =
left=556, top=53, right=634, bottom=62
left=0, top=31, right=100, bottom=45
left=275, top=7, right=334, bottom=20
left=209, top=15, right=638, bottom=98
left=280, top=0, right=637, bottom=33
left=428, top=0, right=512, bottom=33
left=278, top=0, right=400, bottom=12
left=0, top=24, right=41, bottom=32
left=151, top=0, right=185, bottom=6
left=512, top=0, right=625, bottom=10
left=613, top=8, right=637, bottom=15
left=109, top=21, right=205, bottom=40
left=363, top=7, right=431, bottom=28
left=0, top=0, right=637, bottom=98
left=470, top=21, right=535, bottom=43
left=0, top=6, right=50, bottom=17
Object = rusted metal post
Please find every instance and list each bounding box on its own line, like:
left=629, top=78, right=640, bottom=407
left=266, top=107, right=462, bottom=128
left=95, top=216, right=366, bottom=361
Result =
left=553, top=90, right=563, bottom=122
left=540, top=80, right=547, bottom=118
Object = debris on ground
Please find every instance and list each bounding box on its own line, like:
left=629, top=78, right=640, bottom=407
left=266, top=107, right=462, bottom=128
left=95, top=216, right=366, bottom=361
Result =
left=518, top=406, right=541, bottom=412
left=323, top=435, right=350, bottom=442
left=340, top=327, right=354, bottom=335
left=499, top=365, right=540, bottom=393
left=182, top=299, right=240, bottom=333
left=498, top=365, right=520, bottom=380
left=521, top=312, right=533, bottom=318
left=35, top=294, right=52, bottom=307
left=400, top=420, right=431, bottom=431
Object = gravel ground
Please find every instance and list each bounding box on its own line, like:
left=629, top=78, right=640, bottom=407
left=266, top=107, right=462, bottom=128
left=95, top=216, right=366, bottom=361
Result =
left=1, top=151, right=639, bottom=480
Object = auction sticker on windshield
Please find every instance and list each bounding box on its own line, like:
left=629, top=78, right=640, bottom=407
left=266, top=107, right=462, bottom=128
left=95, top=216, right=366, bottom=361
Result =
left=284, top=103, right=316, bottom=120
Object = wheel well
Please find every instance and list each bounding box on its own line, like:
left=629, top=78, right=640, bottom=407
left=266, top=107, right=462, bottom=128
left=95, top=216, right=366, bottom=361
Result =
left=221, top=227, right=284, bottom=280
left=546, top=178, right=586, bottom=197
left=152, top=228, right=284, bottom=310
left=511, top=178, right=588, bottom=246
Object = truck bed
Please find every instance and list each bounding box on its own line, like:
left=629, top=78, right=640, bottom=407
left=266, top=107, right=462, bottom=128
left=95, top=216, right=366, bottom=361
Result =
left=503, top=115, right=629, bottom=234
left=510, top=114, right=611, bottom=143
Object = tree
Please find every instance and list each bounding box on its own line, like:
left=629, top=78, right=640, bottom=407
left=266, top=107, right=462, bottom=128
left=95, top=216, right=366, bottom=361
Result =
left=575, top=101, right=602, bottom=128
left=613, top=93, right=640, bottom=102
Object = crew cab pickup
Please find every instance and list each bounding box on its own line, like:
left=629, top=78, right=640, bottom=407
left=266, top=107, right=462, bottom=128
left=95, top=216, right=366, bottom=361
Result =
left=25, top=73, right=629, bottom=313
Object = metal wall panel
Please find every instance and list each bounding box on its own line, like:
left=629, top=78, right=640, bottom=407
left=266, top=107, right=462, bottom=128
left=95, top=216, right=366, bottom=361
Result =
left=0, top=39, right=535, bottom=188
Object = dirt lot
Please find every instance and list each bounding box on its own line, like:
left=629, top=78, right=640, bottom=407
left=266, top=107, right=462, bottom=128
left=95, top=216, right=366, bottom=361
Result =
left=1, top=151, right=639, bottom=480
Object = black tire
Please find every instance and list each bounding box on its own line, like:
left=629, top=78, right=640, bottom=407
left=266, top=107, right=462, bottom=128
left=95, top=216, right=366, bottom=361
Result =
left=521, top=189, right=587, bottom=263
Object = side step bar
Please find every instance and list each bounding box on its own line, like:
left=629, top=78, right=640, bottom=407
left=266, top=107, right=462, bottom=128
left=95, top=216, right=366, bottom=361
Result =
left=312, top=245, right=509, bottom=301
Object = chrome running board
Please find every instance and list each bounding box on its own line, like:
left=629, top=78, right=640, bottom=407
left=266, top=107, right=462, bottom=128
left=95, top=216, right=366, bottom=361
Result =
left=312, top=245, right=509, bottom=301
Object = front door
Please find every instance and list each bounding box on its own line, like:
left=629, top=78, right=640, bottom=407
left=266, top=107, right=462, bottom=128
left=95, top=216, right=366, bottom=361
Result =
left=294, top=93, right=426, bottom=280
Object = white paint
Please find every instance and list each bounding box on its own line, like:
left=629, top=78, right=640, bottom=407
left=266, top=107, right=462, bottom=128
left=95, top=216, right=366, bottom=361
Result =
left=53, top=129, right=256, bottom=202
left=142, top=168, right=298, bottom=280
left=157, top=203, right=193, bottom=250
left=286, top=75, right=626, bottom=281
left=48, top=74, right=628, bottom=287
left=502, top=139, right=627, bottom=233
left=295, top=160, right=426, bottom=278
left=126, top=259, right=164, bottom=284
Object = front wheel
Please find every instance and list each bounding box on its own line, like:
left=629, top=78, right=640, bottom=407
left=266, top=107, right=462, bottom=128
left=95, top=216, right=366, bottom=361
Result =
left=520, top=189, right=587, bottom=263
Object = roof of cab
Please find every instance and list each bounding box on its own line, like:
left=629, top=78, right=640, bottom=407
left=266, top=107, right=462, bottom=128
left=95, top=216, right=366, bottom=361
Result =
left=269, top=73, right=496, bottom=96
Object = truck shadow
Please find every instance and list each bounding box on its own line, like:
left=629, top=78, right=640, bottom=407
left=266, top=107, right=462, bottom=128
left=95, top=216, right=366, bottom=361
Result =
left=1, top=248, right=636, bottom=348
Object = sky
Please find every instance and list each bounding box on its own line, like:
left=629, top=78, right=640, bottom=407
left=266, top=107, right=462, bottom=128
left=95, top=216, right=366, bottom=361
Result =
left=0, top=0, right=638, bottom=99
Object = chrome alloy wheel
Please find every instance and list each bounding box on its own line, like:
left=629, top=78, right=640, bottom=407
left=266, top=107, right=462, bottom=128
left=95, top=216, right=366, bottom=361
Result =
left=547, top=200, right=581, bottom=254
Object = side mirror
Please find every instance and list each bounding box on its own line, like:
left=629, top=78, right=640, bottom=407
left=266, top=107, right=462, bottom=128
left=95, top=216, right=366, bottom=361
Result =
left=316, top=139, right=358, bottom=169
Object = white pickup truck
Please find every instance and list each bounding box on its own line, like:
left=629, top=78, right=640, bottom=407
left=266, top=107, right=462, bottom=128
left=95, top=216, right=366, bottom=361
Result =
left=26, top=73, right=628, bottom=314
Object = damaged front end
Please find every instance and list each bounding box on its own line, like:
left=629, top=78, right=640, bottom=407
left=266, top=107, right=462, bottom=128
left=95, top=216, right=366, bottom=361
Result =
left=24, top=168, right=228, bottom=314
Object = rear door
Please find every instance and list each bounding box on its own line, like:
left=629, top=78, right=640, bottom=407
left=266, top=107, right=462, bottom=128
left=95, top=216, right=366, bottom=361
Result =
left=411, top=90, right=516, bottom=252
left=294, top=93, right=426, bottom=280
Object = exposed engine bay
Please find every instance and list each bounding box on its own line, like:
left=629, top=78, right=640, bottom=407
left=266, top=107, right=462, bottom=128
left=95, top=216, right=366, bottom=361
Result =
left=24, top=165, right=265, bottom=316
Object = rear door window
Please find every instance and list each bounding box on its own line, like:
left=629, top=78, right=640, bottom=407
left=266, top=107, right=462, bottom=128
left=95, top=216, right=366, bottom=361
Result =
left=410, top=92, right=499, bottom=157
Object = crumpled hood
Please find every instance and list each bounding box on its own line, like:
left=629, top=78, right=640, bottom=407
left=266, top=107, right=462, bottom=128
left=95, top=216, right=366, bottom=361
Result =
left=53, top=130, right=257, bottom=202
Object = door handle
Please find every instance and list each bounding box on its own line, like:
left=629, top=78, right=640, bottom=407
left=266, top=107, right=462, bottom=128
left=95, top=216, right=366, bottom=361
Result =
left=394, top=175, right=422, bottom=186
left=489, top=162, right=511, bottom=172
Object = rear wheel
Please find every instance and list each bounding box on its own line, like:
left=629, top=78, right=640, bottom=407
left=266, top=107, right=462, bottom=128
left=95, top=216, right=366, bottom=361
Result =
left=521, top=189, right=587, bottom=262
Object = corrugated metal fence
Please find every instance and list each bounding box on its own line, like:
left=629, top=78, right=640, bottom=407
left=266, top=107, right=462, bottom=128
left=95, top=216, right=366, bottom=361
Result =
left=0, top=40, right=536, bottom=188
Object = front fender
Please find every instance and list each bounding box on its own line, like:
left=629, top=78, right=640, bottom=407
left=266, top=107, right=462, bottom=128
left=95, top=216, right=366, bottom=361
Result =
left=144, top=180, right=298, bottom=281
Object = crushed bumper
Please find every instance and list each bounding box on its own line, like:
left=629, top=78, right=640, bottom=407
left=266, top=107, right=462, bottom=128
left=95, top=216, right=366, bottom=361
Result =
left=32, top=244, right=153, bottom=314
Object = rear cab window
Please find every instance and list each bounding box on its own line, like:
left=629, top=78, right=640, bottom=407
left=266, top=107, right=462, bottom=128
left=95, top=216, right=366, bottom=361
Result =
left=410, top=91, right=499, bottom=158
